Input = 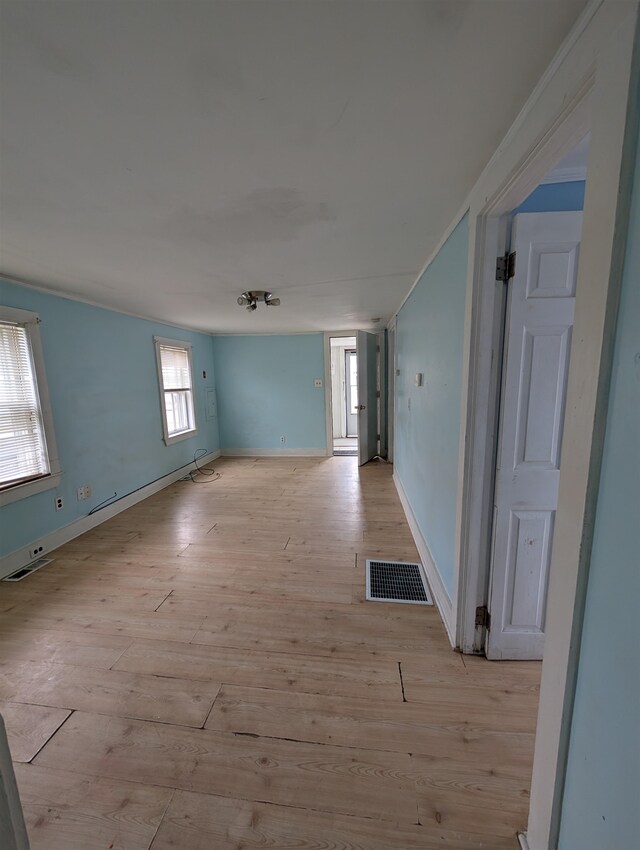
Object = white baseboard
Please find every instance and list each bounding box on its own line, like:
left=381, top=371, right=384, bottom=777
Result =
left=518, top=833, right=531, bottom=850
left=222, top=448, right=327, bottom=457
left=0, top=450, right=221, bottom=580
left=393, top=472, right=455, bottom=646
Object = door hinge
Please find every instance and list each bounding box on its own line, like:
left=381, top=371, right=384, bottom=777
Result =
left=495, top=251, right=516, bottom=282
left=475, top=605, right=491, bottom=630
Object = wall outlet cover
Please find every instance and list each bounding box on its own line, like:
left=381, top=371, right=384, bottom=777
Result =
left=314, top=379, right=323, bottom=388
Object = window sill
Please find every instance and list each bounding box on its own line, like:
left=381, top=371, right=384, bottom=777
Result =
left=163, top=428, right=198, bottom=446
left=0, top=471, right=63, bottom=507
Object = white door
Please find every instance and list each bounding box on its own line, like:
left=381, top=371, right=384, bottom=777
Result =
left=357, top=330, right=378, bottom=466
left=345, top=350, right=358, bottom=436
left=487, top=211, right=582, bottom=660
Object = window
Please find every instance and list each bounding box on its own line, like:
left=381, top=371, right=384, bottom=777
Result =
left=0, top=306, right=60, bottom=506
left=154, top=337, right=197, bottom=444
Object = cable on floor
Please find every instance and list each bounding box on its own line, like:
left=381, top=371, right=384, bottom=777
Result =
left=180, top=448, right=221, bottom=484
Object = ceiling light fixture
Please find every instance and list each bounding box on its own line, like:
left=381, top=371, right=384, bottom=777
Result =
left=237, top=290, right=281, bottom=311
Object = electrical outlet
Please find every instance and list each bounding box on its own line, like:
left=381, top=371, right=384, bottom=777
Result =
left=29, top=545, right=45, bottom=560
left=77, top=484, right=92, bottom=501
left=314, top=378, right=323, bottom=388
left=55, top=496, right=64, bottom=511
left=280, top=435, right=286, bottom=444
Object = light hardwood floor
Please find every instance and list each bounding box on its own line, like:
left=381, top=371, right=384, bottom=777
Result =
left=0, top=456, right=541, bottom=849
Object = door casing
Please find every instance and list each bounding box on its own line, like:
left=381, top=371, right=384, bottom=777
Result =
left=323, top=330, right=359, bottom=456
left=449, top=4, right=639, bottom=847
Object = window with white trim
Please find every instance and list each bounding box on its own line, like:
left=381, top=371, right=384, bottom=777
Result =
left=0, top=306, right=61, bottom=506
left=154, top=337, right=197, bottom=444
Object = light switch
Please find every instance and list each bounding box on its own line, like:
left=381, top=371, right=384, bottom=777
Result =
left=415, top=373, right=423, bottom=387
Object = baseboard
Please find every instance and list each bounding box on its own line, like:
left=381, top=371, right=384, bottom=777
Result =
left=518, top=833, right=531, bottom=850
left=393, top=472, right=455, bottom=647
left=222, top=448, right=327, bottom=457
left=0, top=450, right=221, bottom=580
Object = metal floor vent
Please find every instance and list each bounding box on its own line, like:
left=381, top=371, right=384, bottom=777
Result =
left=3, top=558, right=53, bottom=582
left=366, top=560, right=432, bottom=604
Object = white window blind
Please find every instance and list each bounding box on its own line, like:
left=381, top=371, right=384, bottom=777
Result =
left=0, top=321, right=50, bottom=489
left=158, top=343, right=195, bottom=438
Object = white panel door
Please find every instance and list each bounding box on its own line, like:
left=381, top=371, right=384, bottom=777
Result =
left=357, top=330, right=378, bottom=466
left=487, top=211, right=582, bottom=660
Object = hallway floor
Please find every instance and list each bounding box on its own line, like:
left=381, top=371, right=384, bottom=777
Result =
left=0, top=456, right=540, bottom=849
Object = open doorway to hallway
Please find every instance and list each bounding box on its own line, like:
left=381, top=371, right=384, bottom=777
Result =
left=329, top=336, right=358, bottom=456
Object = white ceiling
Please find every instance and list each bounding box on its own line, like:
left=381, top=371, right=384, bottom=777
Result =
left=0, top=0, right=587, bottom=334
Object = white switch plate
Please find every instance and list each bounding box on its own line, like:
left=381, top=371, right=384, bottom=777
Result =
left=415, top=373, right=423, bottom=387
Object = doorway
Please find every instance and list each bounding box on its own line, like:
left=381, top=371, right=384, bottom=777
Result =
left=324, top=331, right=380, bottom=465
left=329, top=336, right=358, bottom=456
left=480, top=139, right=589, bottom=661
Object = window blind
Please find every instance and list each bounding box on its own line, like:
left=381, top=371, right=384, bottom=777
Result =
left=158, top=344, right=195, bottom=437
left=160, top=345, right=192, bottom=391
left=0, top=321, right=50, bottom=488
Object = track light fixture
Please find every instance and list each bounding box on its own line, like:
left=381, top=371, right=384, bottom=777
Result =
left=237, top=291, right=281, bottom=311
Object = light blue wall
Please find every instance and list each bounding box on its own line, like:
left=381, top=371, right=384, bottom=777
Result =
left=212, top=334, right=326, bottom=451
left=557, top=136, right=640, bottom=849
left=514, top=180, right=585, bottom=214
left=0, top=279, right=219, bottom=557
left=394, top=213, right=469, bottom=598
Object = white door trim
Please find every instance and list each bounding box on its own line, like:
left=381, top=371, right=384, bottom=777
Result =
left=386, top=317, right=396, bottom=463
left=455, top=79, right=593, bottom=657
left=450, top=2, right=639, bottom=848
left=323, top=330, right=359, bottom=456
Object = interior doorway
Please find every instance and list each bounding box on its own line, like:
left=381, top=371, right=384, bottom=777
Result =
left=325, top=331, right=379, bottom=465
left=482, top=136, right=589, bottom=661
left=329, top=336, right=358, bottom=456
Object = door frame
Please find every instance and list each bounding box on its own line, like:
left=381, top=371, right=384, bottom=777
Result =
left=452, top=3, right=639, bottom=848
left=455, top=90, right=593, bottom=660
left=386, top=318, right=396, bottom=463
left=323, top=330, right=359, bottom=456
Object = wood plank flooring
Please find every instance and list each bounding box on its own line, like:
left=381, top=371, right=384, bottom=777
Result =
left=0, top=456, right=541, bottom=849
